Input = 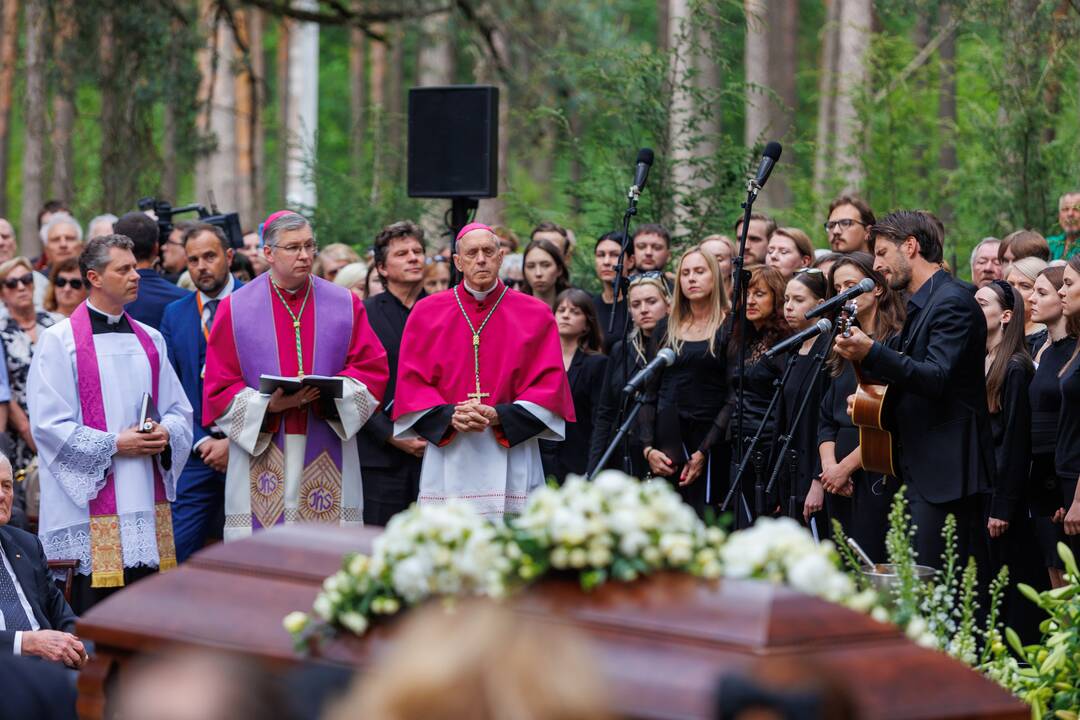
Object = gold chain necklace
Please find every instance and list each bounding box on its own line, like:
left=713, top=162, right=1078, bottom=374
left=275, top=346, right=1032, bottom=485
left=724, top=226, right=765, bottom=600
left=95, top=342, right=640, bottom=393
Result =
left=453, top=284, right=510, bottom=402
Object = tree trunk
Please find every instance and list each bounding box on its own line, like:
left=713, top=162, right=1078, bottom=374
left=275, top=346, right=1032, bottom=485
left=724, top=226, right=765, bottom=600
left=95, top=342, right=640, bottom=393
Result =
left=744, top=0, right=797, bottom=209
left=284, top=0, right=318, bottom=209
left=161, top=15, right=182, bottom=203
left=476, top=26, right=508, bottom=226
left=277, top=16, right=291, bottom=207
left=812, top=0, right=841, bottom=201
left=250, top=8, right=266, bottom=224
left=385, top=24, right=404, bottom=182
left=234, top=7, right=256, bottom=229
left=417, top=11, right=455, bottom=86
left=348, top=6, right=366, bottom=181
left=368, top=23, right=387, bottom=204
left=19, top=0, right=47, bottom=257
left=50, top=0, right=78, bottom=205
left=936, top=3, right=957, bottom=229
left=657, top=0, right=670, bottom=53
left=195, top=0, right=238, bottom=212
left=669, top=0, right=695, bottom=231
left=0, top=0, right=20, bottom=219
left=834, top=0, right=871, bottom=192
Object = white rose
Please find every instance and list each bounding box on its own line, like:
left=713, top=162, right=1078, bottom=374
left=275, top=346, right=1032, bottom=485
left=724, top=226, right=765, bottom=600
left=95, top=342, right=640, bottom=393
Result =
left=391, top=555, right=432, bottom=603
left=347, top=554, right=370, bottom=577
left=283, top=611, right=309, bottom=634
left=340, top=611, right=369, bottom=635
left=569, top=547, right=588, bottom=568
left=313, top=594, right=334, bottom=621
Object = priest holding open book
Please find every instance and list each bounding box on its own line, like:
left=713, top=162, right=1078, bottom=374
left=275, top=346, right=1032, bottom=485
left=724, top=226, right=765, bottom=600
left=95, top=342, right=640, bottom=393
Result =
left=203, top=211, right=388, bottom=541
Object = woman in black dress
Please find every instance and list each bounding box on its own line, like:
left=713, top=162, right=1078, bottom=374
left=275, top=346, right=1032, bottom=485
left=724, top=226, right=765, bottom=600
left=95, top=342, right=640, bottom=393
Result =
left=540, top=289, right=607, bottom=483
left=1059, top=255, right=1080, bottom=555
left=1027, top=266, right=1079, bottom=587
left=640, top=247, right=729, bottom=516
left=818, top=253, right=905, bottom=562
left=588, top=273, right=670, bottom=478
left=977, top=279, right=1042, bottom=640
left=717, top=264, right=790, bottom=527
left=775, top=269, right=829, bottom=526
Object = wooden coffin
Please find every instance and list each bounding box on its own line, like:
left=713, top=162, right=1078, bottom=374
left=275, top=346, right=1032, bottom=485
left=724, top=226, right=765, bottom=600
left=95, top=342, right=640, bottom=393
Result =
left=76, top=524, right=1028, bottom=720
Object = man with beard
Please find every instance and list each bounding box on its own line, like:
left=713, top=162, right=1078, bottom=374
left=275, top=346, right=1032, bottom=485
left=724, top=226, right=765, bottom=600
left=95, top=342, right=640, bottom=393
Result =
left=834, top=210, right=993, bottom=573
left=1048, top=190, right=1080, bottom=261
left=357, top=221, right=429, bottom=525
left=160, top=224, right=243, bottom=561
left=824, top=195, right=875, bottom=254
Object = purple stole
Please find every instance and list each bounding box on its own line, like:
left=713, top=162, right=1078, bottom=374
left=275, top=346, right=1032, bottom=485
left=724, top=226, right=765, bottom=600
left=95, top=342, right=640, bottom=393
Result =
left=230, top=274, right=353, bottom=529
left=70, top=302, right=176, bottom=588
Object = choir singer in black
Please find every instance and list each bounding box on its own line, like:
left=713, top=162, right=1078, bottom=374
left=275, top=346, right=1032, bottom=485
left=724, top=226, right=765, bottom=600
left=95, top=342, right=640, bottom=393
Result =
left=834, top=210, right=994, bottom=570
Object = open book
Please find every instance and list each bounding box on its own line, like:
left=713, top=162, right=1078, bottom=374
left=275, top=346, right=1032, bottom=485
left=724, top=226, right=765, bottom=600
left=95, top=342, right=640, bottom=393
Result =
left=259, top=374, right=344, bottom=399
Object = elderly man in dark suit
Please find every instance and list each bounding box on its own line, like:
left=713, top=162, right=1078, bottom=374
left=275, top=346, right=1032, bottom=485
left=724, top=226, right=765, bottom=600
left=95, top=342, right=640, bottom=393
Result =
left=0, top=453, right=84, bottom=667
left=161, top=223, right=242, bottom=561
left=835, top=210, right=994, bottom=570
left=118, top=211, right=189, bottom=329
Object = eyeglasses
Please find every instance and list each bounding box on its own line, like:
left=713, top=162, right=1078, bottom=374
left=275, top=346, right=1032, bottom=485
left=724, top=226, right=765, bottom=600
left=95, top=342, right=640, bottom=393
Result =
left=794, top=267, right=824, bottom=276
left=54, top=277, right=84, bottom=290
left=628, top=270, right=664, bottom=285
left=426, top=255, right=449, bottom=265
left=823, top=218, right=867, bottom=232
left=3, top=274, right=34, bottom=289
left=271, top=242, right=318, bottom=257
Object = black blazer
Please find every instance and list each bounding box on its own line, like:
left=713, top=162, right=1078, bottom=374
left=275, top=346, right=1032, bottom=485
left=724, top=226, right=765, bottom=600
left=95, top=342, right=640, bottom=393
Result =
left=357, top=289, right=426, bottom=470
left=0, top=526, right=77, bottom=652
left=541, top=350, right=608, bottom=482
left=861, top=271, right=994, bottom=504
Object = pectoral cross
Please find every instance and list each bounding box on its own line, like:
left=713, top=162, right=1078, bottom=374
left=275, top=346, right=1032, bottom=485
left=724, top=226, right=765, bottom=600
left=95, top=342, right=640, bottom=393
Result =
left=466, top=333, right=490, bottom=402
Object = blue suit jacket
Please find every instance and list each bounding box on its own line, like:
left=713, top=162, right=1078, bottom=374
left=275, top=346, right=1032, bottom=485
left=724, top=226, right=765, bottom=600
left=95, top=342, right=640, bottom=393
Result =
left=126, top=269, right=190, bottom=330
left=160, top=278, right=243, bottom=445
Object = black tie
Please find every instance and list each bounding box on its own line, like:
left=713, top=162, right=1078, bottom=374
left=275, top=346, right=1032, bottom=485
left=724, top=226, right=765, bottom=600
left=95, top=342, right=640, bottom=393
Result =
left=205, top=299, right=220, bottom=331
left=0, top=557, right=32, bottom=631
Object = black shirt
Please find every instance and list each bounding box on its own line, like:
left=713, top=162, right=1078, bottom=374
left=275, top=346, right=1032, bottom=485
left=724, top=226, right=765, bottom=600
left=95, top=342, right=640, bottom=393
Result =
left=588, top=338, right=648, bottom=476
left=1030, top=335, right=1077, bottom=453
left=988, top=358, right=1033, bottom=520
left=776, top=334, right=830, bottom=502
left=87, top=307, right=133, bottom=334
left=540, top=349, right=607, bottom=482
left=590, top=292, right=629, bottom=354
left=1056, top=353, right=1080, bottom=481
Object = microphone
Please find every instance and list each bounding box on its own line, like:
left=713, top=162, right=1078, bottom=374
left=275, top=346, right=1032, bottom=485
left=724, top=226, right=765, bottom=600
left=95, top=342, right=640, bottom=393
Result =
left=804, top=277, right=876, bottom=320
left=628, top=148, right=655, bottom=203
left=749, top=141, right=782, bottom=193
left=764, top=319, right=833, bottom=359
left=622, top=347, right=676, bottom=395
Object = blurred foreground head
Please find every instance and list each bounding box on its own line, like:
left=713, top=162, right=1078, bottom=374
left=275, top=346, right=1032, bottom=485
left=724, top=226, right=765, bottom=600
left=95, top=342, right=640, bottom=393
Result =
left=117, top=648, right=292, bottom=720
left=329, top=600, right=612, bottom=720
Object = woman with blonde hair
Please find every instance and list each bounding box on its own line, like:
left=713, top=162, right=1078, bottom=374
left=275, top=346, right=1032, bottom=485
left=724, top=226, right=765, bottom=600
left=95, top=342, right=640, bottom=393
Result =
left=333, top=261, right=369, bottom=299
left=1004, top=255, right=1049, bottom=351
left=315, top=242, right=361, bottom=282
left=329, top=601, right=611, bottom=720
left=588, top=273, right=671, bottom=478
left=638, top=247, right=729, bottom=515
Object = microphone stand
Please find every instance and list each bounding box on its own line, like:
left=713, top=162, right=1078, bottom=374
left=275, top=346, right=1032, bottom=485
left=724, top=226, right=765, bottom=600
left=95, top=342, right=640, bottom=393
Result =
left=590, top=389, right=651, bottom=480
left=719, top=351, right=798, bottom=517
left=763, top=327, right=839, bottom=519
left=730, top=178, right=763, bottom=489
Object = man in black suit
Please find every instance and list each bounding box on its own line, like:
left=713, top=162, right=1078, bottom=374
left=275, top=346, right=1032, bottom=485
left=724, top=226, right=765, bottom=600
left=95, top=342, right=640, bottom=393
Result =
left=118, top=211, right=189, bottom=329
left=0, top=453, right=85, bottom=667
left=358, top=221, right=429, bottom=525
left=835, top=210, right=994, bottom=568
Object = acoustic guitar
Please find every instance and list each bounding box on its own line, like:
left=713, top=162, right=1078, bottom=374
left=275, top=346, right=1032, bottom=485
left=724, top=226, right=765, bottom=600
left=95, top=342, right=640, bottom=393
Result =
left=837, top=301, right=896, bottom=477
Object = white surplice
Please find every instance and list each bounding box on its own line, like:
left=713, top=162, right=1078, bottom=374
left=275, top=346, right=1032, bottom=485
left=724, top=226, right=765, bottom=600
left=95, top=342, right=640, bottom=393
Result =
left=28, top=315, right=193, bottom=575
left=393, top=401, right=564, bottom=518
left=217, top=379, right=375, bottom=541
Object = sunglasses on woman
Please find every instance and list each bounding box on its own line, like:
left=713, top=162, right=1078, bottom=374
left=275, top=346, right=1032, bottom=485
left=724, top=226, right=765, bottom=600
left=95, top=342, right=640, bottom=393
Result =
left=3, top=274, right=34, bottom=290
left=54, top=277, right=85, bottom=290
left=628, top=270, right=665, bottom=285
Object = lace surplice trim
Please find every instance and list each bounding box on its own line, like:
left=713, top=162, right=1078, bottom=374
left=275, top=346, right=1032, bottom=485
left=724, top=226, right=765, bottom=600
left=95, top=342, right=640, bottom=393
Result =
left=53, top=426, right=117, bottom=507
left=42, top=510, right=163, bottom=576
left=229, top=388, right=257, bottom=441
left=352, top=386, right=373, bottom=424
left=159, top=414, right=190, bottom=500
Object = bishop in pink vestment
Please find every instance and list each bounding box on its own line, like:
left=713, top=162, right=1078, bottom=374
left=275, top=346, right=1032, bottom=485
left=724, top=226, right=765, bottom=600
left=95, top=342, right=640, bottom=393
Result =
left=393, top=223, right=574, bottom=517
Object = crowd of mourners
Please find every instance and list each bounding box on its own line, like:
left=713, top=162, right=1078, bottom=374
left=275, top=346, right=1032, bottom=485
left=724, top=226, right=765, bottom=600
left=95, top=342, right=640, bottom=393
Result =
left=0, top=189, right=1078, bottom=705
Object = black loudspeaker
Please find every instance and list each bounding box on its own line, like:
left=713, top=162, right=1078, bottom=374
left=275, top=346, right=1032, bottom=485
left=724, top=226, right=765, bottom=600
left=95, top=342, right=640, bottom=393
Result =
left=407, top=85, right=499, bottom=199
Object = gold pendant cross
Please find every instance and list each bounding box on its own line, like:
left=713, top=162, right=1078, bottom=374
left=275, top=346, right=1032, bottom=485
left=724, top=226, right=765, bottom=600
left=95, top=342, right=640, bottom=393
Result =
left=466, top=334, right=489, bottom=402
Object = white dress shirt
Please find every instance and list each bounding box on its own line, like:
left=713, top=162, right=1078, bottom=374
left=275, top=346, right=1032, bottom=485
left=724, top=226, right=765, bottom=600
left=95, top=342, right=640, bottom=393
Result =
left=0, top=535, right=41, bottom=655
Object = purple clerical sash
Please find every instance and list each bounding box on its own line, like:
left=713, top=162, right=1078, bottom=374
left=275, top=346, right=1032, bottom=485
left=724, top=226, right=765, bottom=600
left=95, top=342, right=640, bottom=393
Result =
left=229, top=274, right=353, bottom=529
left=70, top=302, right=176, bottom=588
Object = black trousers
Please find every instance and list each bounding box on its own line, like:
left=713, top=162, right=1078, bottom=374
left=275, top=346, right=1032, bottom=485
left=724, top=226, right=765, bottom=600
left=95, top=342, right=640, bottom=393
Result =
left=361, top=462, right=421, bottom=527
left=70, top=565, right=158, bottom=616
left=905, top=485, right=987, bottom=572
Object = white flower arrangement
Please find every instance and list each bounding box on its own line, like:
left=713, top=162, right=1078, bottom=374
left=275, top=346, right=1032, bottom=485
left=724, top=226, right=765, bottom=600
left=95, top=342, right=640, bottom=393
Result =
left=284, top=472, right=874, bottom=651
